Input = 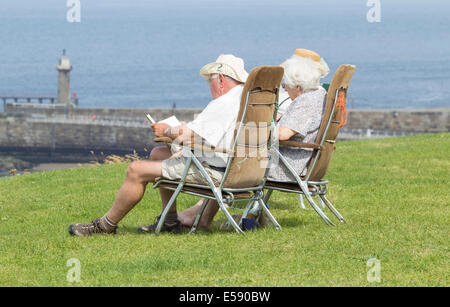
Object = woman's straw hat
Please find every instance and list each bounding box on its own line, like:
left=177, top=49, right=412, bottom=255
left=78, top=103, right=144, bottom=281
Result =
left=281, top=49, right=330, bottom=78
left=280, top=49, right=321, bottom=67
left=200, top=54, right=249, bottom=83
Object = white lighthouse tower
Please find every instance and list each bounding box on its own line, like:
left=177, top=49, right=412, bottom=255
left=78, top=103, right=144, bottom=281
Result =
left=56, top=49, right=73, bottom=106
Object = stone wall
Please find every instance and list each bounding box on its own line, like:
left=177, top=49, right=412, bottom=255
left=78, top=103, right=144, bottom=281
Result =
left=0, top=117, right=157, bottom=162
left=0, top=105, right=449, bottom=162
left=346, top=108, right=449, bottom=133
left=5, top=104, right=449, bottom=133
left=4, top=104, right=200, bottom=122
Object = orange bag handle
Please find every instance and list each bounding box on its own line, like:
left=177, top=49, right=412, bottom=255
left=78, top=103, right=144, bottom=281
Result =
left=336, top=90, right=348, bottom=128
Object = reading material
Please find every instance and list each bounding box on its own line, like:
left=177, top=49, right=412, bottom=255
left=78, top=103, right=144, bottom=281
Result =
left=146, top=114, right=156, bottom=124
left=146, top=114, right=181, bottom=127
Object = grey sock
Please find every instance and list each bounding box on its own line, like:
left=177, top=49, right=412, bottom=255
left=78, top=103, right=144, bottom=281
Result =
left=100, top=215, right=118, bottom=232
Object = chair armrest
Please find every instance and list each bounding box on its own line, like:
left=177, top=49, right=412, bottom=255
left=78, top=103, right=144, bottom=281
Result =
left=279, top=140, right=323, bottom=150
left=154, top=137, right=233, bottom=155
left=187, top=143, right=234, bottom=155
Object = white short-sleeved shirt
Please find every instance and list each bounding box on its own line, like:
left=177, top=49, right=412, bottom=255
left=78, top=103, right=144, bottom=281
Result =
left=186, top=84, right=244, bottom=167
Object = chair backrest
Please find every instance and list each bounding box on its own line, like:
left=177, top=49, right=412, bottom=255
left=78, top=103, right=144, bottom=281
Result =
left=222, top=66, right=284, bottom=188
left=305, top=64, right=356, bottom=181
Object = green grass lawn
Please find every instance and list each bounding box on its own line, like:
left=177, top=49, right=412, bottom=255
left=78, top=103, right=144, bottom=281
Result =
left=0, top=133, right=449, bottom=286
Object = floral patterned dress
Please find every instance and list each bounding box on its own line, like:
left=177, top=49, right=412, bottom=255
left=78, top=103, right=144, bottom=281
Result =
left=268, top=86, right=326, bottom=182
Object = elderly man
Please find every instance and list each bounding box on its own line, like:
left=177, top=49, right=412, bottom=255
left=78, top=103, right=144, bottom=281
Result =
left=68, top=54, right=249, bottom=236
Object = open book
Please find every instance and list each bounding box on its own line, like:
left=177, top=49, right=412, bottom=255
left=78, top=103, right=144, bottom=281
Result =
left=146, top=114, right=181, bottom=127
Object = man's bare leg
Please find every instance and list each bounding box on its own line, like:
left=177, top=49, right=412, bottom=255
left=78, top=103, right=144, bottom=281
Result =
left=69, top=160, right=163, bottom=236
left=178, top=198, right=220, bottom=229
left=177, top=199, right=203, bottom=226
left=150, top=146, right=172, bottom=162
left=149, top=146, right=180, bottom=217
left=106, top=160, right=163, bottom=224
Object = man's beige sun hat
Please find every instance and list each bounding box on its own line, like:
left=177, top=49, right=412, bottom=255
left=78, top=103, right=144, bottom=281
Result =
left=200, top=54, right=249, bottom=83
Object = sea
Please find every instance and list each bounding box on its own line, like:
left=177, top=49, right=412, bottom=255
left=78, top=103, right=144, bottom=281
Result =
left=0, top=0, right=450, bottom=111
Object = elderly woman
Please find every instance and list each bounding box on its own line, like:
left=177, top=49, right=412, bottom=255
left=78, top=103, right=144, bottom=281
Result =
left=276, top=48, right=329, bottom=120
left=268, top=54, right=328, bottom=181
left=178, top=53, right=330, bottom=228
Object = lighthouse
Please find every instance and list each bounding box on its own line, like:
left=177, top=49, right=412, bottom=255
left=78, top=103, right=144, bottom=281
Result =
left=56, top=49, right=73, bottom=106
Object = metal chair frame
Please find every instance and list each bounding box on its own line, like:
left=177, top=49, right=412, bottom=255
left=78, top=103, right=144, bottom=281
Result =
left=152, top=67, right=284, bottom=234
left=263, top=64, right=356, bottom=226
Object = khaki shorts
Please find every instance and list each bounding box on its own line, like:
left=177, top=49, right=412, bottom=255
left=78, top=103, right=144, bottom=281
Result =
left=161, top=155, right=224, bottom=185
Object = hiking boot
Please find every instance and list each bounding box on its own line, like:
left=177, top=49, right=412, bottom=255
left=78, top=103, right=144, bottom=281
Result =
left=138, top=215, right=182, bottom=234
left=68, top=218, right=117, bottom=237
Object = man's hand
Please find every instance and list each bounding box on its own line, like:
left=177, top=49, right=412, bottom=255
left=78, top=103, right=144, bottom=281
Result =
left=151, top=123, right=170, bottom=137
left=151, top=122, right=194, bottom=143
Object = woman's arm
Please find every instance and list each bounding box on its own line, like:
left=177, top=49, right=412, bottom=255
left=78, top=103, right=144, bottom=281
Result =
left=278, top=126, right=298, bottom=141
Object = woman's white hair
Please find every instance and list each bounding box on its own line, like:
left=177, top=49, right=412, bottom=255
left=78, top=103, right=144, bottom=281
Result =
left=283, top=55, right=329, bottom=92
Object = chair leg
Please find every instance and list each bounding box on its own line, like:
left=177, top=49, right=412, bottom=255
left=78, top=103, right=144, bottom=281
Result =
left=257, top=199, right=282, bottom=230
left=263, top=189, right=273, bottom=203
left=205, top=187, right=244, bottom=234
left=217, top=196, right=244, bottom=234
left=155, top=183, right=184, bottom=234
left=299, top=182, right=335, bottom=226
left=318, top=195, right=326, bottom=209
left=189, top=198, right=210, bottom=234
left=241, top=199, right=256, bottom=227
left=188, top=155, right=244, bottom=234
left=319, top=195, right=346, bottom=223
left=298, top=194, right=307, bottom=210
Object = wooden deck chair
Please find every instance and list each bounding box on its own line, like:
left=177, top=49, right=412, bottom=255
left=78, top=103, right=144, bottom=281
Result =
left=152, top=66, right=285, bottom=234
left=262, top=64, right=356, bottom=226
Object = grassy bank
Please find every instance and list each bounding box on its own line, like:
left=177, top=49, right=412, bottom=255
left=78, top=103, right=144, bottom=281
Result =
left=0, top=133, right=448, bottom=286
